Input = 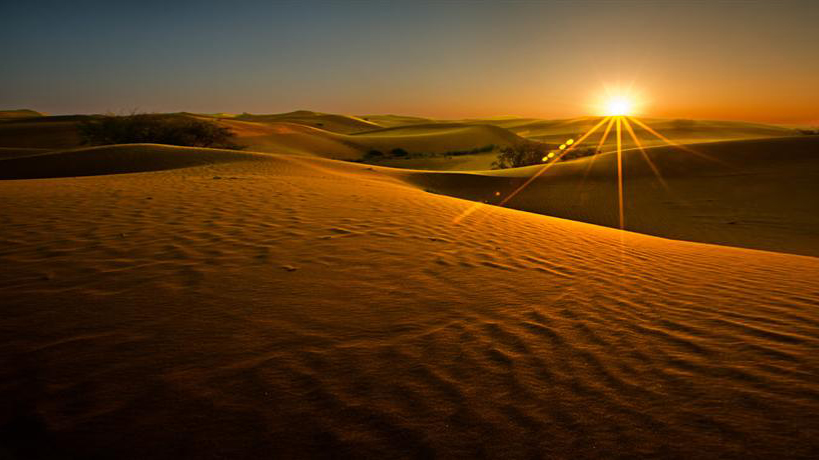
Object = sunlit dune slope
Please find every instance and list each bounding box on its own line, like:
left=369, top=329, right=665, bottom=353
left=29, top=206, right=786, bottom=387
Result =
left=1, top=146, right=818, bottom=459
left=0, top=109, right=44, bottom=119
left=218, top=120, right=364, bottom=159
left=349, top=123, right=522, bottom=151
left=356, top=113, right=435, bottom=127
left=223, top=119, right=525, bottom=161
left=232, top=110, right=383, bottom=134
left=408, top=136, right=819, bottom=257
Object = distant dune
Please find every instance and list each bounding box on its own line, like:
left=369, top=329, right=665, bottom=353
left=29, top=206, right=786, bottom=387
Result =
left=0, top=115, right=83, bottom=149
left=0, top=109, right=44, bottom=119
left=229, top=110, right=383, bottom=134
left=1, top=145, right=818, bottom=458
left=409, top=136, right=819, bottom=257
left=0, top=146, right=52, bottom=160
left=2, top=110, right=799, bottom=172
left=0, top=144, right=269, bottom=180
left=216, top=119, right=526, bottom=161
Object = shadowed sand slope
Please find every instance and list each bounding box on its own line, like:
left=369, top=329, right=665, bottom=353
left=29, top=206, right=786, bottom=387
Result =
left=0, top=144, right=269, bottom=180
left=1, top=147, right=818, bottom=459
left=408, top=136, right=819, bottom=257
left=0, top=147, right=52, bottom=160
left=0, top=117, right=82, bottom=149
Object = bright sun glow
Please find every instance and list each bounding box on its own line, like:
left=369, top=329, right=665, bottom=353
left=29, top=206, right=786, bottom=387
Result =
left=605, top=97, right=635, bottom=116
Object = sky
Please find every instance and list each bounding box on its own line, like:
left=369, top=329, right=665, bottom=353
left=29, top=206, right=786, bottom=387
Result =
left=2, top=0, right=817, bottom=124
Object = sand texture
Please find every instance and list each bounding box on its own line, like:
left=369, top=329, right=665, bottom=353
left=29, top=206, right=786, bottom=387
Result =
left=2, top=145, right=819, bottom=459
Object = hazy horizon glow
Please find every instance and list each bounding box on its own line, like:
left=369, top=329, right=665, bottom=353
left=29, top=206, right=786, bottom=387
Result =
left=2, top=1, right=818, bottom=124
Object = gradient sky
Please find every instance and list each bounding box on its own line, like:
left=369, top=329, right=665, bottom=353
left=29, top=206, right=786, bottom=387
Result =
left=2, top=0, right=817, bottom=124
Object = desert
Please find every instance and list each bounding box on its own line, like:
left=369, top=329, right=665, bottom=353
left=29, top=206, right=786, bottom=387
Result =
left=2, top=1, right=819, bottom=459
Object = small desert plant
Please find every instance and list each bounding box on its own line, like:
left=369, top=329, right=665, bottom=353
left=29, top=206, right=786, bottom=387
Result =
left=491, top=141, right=601, bottom=169
left=491, top=141, right=552, bottom=169
left=364, top=149, right=384, bottom=160
left=77, top=113, right=244, bottom=149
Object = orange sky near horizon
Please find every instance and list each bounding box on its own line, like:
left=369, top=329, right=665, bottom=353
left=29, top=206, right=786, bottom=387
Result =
left=3, top=1, right=818, bottom=125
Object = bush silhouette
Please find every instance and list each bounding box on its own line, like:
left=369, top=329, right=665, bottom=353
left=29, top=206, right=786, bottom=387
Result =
left=491, top=141, right=551, bottom=169
left=78, top=113, right=244, bottom=150
left=492, top=141, right=601, bottom=169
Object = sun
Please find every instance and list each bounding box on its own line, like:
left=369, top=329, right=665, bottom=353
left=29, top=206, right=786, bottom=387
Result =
left=605, top=96, right=635, bottom=116
left=592, top=85, right=644, bottom=117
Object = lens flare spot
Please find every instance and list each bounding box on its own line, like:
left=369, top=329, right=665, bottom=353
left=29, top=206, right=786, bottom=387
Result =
left=559, top=144, right=566, bottom=150
left=566, top=139, right=574, bottom=145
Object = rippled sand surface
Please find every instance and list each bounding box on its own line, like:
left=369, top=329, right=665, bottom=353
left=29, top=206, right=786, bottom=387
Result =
left=1, top=149, right=818, bottom=459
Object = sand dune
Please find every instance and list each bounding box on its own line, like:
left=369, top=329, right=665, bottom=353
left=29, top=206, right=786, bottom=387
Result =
left=0, top=111, right=800, bottom=172
left=219, top=120, right=365, bottom=159
left=483, top=116, right=799, bottom=143
left=357, top=114, right=435, bottom=127
left=233, top=110, right=383, bottom=134
left=0, top=144, right=268, bottom=180
left=225, top=120, right=524, bottom=161
left=1, top=145, right=818, bottom=458
left=0, top=109, right=44, bottom=119
left=0, top=147, right=52, bottom=160
left=408, top=136, right=819, bottom=257
left=0, top=116, right=83, bottom=150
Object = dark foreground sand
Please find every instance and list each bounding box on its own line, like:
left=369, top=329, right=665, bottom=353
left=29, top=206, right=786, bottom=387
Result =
left=1, top=146, right=818, bottom=459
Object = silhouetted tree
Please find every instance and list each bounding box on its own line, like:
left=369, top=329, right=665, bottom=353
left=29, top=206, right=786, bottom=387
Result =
left=491, top=141, right=552, bottom=169
left=78, top=113, right=244, bottom=149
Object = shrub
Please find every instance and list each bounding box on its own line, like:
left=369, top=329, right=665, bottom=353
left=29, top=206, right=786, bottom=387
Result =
left=491, top=141, right=602, bottom=169
left=491, top=141, right=552, bottom=169
left=77, top=113, right=244, bottom=149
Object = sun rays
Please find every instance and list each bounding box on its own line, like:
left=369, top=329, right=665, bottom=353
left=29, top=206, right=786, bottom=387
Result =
left=453, top=107, right=720, bottom=231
